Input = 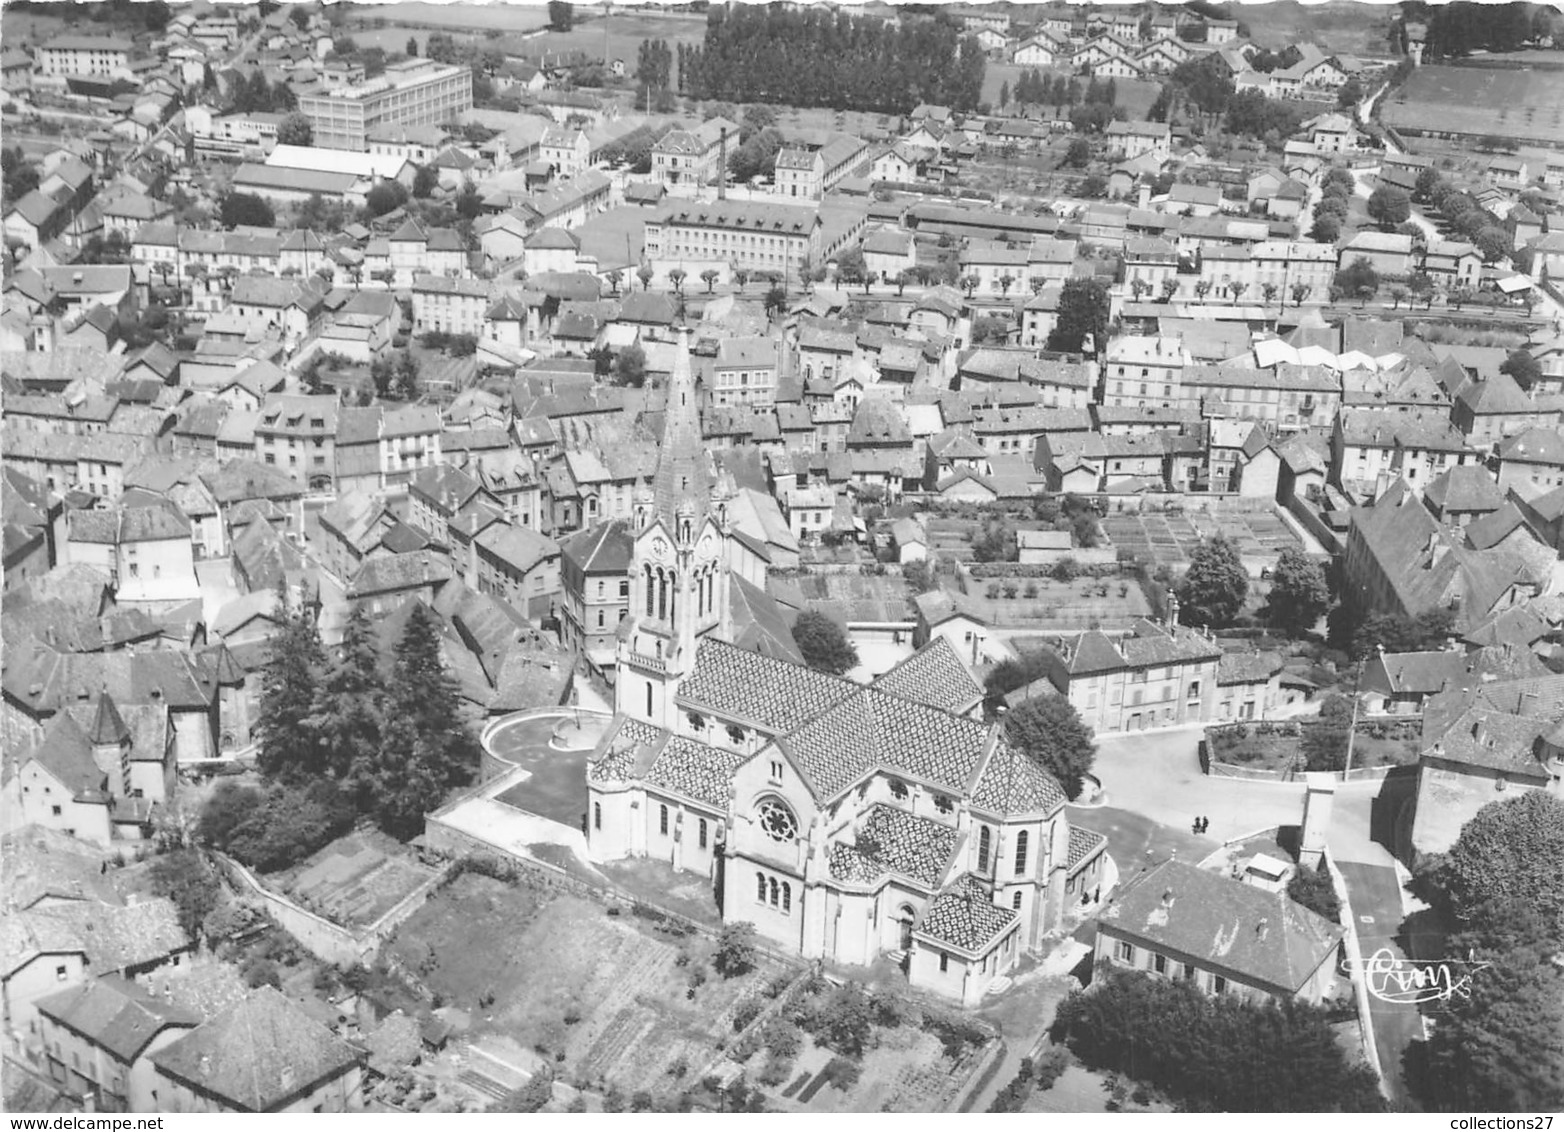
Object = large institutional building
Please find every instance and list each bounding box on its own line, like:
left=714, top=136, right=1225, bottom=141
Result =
left=298, top=60, right=473, bottom=152
left=584, top=333, right=1108, bottom=1006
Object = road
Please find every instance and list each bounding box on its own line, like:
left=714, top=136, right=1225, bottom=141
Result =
left=1335, top=859, right=1423, bottom=1109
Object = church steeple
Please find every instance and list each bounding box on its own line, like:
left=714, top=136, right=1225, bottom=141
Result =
left=650, top=328, right=711, bottom=540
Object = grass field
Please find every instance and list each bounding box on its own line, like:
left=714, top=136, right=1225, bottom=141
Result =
left=386, top=874, right=784, bottom=1093
left=1383, top=63, right=1564, bottom=147
left=344, top=4, right=707, bottom=67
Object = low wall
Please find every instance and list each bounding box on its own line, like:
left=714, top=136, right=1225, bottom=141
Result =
left=217, top=853, right=378, bottom=968
left=1287, top=495, right=1344, bottom=557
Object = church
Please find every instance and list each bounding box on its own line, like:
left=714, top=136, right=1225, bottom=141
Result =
left=585, top=332, right=1108, bottom=1006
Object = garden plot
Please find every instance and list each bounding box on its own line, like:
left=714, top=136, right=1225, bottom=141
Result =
left=385, top=874, right=782, bottom=1094
left=1102, top=509, right=1303, bottom=570
left=280, top=830, right=440, bottom=929
left=964, top=574, right=1150, bottom=630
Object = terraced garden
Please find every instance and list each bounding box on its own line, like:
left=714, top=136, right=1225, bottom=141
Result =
left=386, top=873, right=785, bottom=1094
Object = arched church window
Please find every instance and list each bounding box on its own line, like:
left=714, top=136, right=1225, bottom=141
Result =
left=781, top=882, right=792, bottom=914
left=757, top=797, right=798, bottom=843
left=757, top=872, right=766, bottom=902
left=978, top=825, right=992, bottom=872
left=646, top=682, right=653, bottom=718
left=768, top=877, right=779, bottom=906
left=644, top=565, right=654, bottom=617
left=1014, top=830, right=1029, bottom=876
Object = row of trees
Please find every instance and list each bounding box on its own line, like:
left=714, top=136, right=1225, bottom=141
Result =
left=1415, top=1, right=1551, bottom=59
left=681, top=4, right=986, bottom=114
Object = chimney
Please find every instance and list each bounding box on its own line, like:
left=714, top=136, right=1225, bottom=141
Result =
left=1160, top=888, right=1174, bottom=907
left=1256, top=917, right=1269, bottom=939
left=718, top=127, right=728, bottom=201
left=1138, top=183, right=1151, bottom=211
left=1472, top=716, right=1487, bottom=745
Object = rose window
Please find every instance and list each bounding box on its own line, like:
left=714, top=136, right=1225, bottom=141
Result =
left=757, top=798, right=798, bottom=842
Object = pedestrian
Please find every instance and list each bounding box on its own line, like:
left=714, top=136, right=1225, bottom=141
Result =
left=1201, top=817, right=1210, bottom=834
left=1192, top=816, right=1201, bottom=835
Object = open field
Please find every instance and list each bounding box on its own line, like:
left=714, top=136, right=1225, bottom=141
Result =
left=386, top=873, right=784, bottom=1092
left=1383, top=63, right=1564, bottom=147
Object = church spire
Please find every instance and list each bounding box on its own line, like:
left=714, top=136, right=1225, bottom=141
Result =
left=650, top=328, right=711, bottom=534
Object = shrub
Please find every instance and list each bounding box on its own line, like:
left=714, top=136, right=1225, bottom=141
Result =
left=732, top=997, right=766, bottom=1032
left=761, top=1019, right=802, bottom=1059
left=715, top=923, right=758, bottom=977
left=757, top=1054, right=793, bottom=1088
left=1050, top=557, right=1081, bottom=582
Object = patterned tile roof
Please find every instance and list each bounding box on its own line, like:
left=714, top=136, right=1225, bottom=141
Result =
left=1066, top=827, right=1108, bottom=873
left=677, top=637, right=856, bottom=734
left=870, top=635, right=983, bottom=715
left=915, top=874, right=1017, bottom=954
left=781, top=688, right=995, bottom=800
left=588, top=716, right=663, bottom=784
left=643, top=735, right=748, bottom=810
left=970, top=739, right=1068, bottom=817
left=826, top=803, right=957, bottom=888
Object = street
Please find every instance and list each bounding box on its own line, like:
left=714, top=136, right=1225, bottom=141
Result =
left=1335, top=859, right=1423, bottom=1109
left=1088, top=723, right=1432, bottom=1104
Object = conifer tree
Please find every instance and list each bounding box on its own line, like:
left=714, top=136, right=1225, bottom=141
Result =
left=370, top=605, right=478, bottom=838
left=254, top=584, right=324, bottom=784
left=307, top=603, right=383, bottom=808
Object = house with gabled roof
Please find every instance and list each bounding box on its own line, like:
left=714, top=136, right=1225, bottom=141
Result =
left=149, top=986, right=363, bottom=1113
left=1008, top=620, right=1223, bottom=734
left=1408, top=676, right=1564, bottom=855
left=1094, top=859, right=1344, bottom=1004
left=35, top=975, right=202, bottom=1111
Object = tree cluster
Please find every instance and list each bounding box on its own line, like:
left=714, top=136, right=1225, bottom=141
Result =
left=227, top=69, right=297, bottom=114
left=1328, top=602, right=1457, bottom=661
left=1052, top=964, right=1385, bottom=1112
left=1003, top=694, right=1097, bottom=800
left=1151, top=53, right=1234, bottom=129
left=1421, top=1, right=1542, bottom=59
left=791, top=610, right=860, bottom=676
left=1265, top=546, right=1331, bottom=637
left=217, top=595, right=481, bottom=861
left=1410, top=791, right=1564, bottom=1112
left=682, top=5, right=986, bottom=114
left=1309, top=165, right=1356, bottom=244
left=1223, top=88, right=1304, bottom=141
left=1046, top=278, right=1111, bottom=356
left=1176, top=536, right=1248, bottom=629
left=219, top=192, right=276, bottom=230
left=2, top=146, right=40, bottom=209
left=1013, top=70, right=1086, bottom=111
left=1331, top=255, right=1381, bottom=305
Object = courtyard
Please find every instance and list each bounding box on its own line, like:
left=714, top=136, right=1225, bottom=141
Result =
left=488, top=711, right=595, bottom=829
